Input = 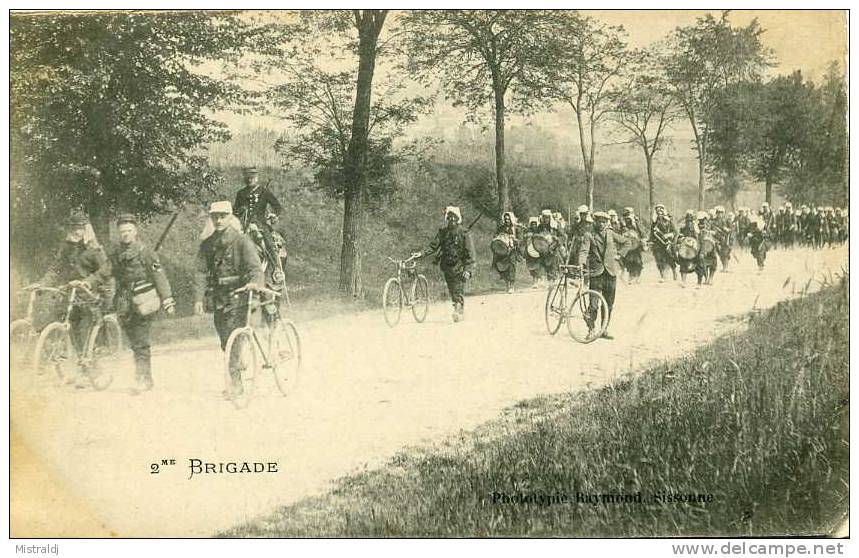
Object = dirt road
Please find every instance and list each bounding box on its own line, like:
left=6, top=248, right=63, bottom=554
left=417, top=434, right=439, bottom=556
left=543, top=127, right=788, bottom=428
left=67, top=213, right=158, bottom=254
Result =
left=10, top=245, right=847, bottom=537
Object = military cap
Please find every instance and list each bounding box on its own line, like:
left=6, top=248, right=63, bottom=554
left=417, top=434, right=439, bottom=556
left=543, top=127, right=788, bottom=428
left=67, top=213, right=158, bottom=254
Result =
left=576, top=205, right=589, bottom=213
left=66, top=212, right=90, bottom=226
left=622, top=207, right=634, bottom=216
left=607, top=209, right=618, bottom=217
left=654, top=203, right=666, bottom=211
left=592, top=211, right=609, bottom=220
left=242, top=166, right=259, bottom=177
left=541, top=209, right=553, bottom=217
left=209, top=200, right=233, bottom=214
left=697, top=210, right=708, bottom=220
left=714, top=205, right=725, bottom=213
left=116, top=213, right=138, bottom=225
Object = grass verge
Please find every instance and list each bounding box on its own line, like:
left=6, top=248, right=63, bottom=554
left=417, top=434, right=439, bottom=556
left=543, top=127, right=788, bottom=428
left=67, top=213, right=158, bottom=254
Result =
left=220, top=274, right=849, bottom=538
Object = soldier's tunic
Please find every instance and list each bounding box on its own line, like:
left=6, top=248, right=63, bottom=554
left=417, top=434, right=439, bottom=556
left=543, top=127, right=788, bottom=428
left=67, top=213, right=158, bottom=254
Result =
left=194, top=226, right=263, bottom=351
left=492, top=221, right=521, bottom=284
left=748, top=228, right=769, bottom=269
left=711, top=216, right=733, bottom=269
left=650, top=216, right=677, bottom=276
left=696, top=222, right=718, bottom=282
left=618, top=218, right=645, bottom=281
left=535, top=223, right=567, bottom=281
left=577, top=228, right=630, bottom=328
left=109, top=240, right=172, bottom=381
left=424, top=224, right=475, bottom=307
left=234, top=184, right=284, bottom=273
left=40, top=239, right=112, bottom=355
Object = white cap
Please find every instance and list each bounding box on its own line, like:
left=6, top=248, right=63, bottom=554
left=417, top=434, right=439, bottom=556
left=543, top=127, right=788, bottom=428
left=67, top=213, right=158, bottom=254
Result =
left=209, top=200, right=233, bottom=214
left=697, top=210, right=708, bottom=220
left=577, top=205, right=589, bottom=213
left=541, top=209, right=553, bottom=217
left=444, top=206, right=462, bottom=222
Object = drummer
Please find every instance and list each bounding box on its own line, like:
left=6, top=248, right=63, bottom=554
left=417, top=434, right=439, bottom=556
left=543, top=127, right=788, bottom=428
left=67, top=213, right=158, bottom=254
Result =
left=676, top=210, right=699, bottom=287
left=492, top=211, right=522, bottom=294
left=524, top=217, right=542, bottom=287
left=535, top=209, right=567, bottom=283
left=747, top=217, right=768, bottom=271
left=650, top=203, right=678, bottom=282
left=619, top=207, right=645, bottom=284
left=697, top=210, right=717, bottom=285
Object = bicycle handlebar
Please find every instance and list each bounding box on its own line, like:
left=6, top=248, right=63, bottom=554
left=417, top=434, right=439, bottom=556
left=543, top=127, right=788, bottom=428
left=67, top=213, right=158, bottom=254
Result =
left=231, top=284, right=282, bottom=298
left=387, top=254, right=419, bottom=265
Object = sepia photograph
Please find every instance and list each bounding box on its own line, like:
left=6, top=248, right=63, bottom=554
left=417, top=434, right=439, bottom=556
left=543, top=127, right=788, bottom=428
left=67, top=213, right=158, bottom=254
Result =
left=7, top=6, right=850, bottom=543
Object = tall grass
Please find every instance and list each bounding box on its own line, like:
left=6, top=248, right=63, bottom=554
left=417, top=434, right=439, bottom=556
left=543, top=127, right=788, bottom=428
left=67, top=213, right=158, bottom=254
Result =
left=221, top=274, right=849, bottom=537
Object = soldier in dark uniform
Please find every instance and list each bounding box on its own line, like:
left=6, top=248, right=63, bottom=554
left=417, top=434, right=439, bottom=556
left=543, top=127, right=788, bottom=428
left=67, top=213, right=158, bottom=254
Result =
left=193, top=201, right=263, bottom=394
left=736, top=207, right=751, bottom=248
left=416, top=206, right=475, bottom=322
left=747, top=217, right=769, bottom=271
left=696, top=212, right=718, bottom=285
left=535, top=209, right=567, bottom=282
left=711, top=205, right=733, bottom=272
left=233, top=166, right=284, bottom=282
left=523, top=217, right=542, bottom=287
left=676, top=211, right=699, bottom=287
left=618, top=207, right=645, bottom=284
left=759, top=202, right=776, bottom=235
left=650, top=203, right=677, bottom=282
left=577, top=211, right=630, bottom=340
left=35, top=212, right=113, bottom=384
left=492, top=211, right=522, bottom=294
left=109, top=214, right=175, bottom=394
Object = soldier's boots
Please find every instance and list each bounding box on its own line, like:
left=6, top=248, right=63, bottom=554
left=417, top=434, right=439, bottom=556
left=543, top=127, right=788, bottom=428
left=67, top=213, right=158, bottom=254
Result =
left=451, top=302, right=464, bottom=323
left=129, top=373, right=154, bottom=395
left=129, top=353, right=154, bottom=395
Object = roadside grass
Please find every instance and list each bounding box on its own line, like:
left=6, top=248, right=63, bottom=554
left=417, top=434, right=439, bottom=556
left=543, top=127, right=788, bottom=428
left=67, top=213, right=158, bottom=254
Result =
left=220, top=274, right=849, bottom=537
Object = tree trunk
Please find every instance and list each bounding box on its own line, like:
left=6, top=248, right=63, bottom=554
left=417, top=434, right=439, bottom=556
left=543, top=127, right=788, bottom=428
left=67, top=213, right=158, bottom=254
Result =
left=494, top=87, right=509, bottom=212
left=89, top=205, right=110, bottom=246
left=644, top=149, right=655, bottom=212
left=339, top=11, right=385, bottom=297
left=765, top=176, right=773, bottom=205
left=697, top=143, right=706, bottom=210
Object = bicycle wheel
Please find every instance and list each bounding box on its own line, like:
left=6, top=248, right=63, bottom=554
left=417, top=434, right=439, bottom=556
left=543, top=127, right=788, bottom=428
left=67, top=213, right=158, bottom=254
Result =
left=224, top=328, right=257, bottom=409
left=10, top=319, right=35, bottom=369
left=411, top=275, right=429, bottom=323
left=544, top=281, right=566, bottom=335
left=34, top=322, right=75, bottom=381
left=269, top=318, right=302, bottom=396
left=382, top=278, right=404, bottom=327
left=566, top=289, right=609, bottom=344
left=83, top=318, right=120, bottom=391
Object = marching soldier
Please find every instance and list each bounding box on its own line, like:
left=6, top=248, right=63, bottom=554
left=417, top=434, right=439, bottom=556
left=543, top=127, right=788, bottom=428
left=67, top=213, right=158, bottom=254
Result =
left=736, top=207, right=751, bottom=248
left=233, top=166, right=284, bottom=284
left=650, top=203, right=677, bottom=282
left=618, top=207, right=645, bottom=284
left=415, top=206, right=475, bottom=322
left=193, top=201, right=263, bottom=396
left=109, top=214, right=175, bottom=394
left=747, top=217, right=769, bottom=271
left=35, top=211, right=113, bottom=385
left=492, top=211, right=522, bottom=294
left=711, top=205, right=733, bottom=272
left=577, top=211, right=630, bottom=340
left=524, top=217, right=542, bottom=287
left=696, top=211, right=718, bottom=285
left=676, top=210, right=699, bottom=287
left=759, top=202, right=775, bottom=234
left=535, top=209, right=566, bottom=282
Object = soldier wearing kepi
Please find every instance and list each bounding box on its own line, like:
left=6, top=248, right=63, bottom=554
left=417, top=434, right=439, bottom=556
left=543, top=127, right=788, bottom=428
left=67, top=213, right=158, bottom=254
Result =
left=577, top=211, right=630, bottom=340
left=650, top=203, right=678, bottom=282
left=618, top=207, right=645, bottom=284
left=233, top=166, right=284, bottom=283
left=415, top=206, right=475, bottom=322
left=109, top=214, right=175, bottom=394
left=492, top=211, right=522, bottom=294
left=193, top=201, right=263, bottom=395
left=711, top=205, right=733, bottom=272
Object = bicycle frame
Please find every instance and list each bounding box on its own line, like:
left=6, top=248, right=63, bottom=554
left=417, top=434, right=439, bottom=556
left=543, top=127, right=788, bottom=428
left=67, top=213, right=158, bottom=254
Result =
left=387, top=257, right=419, bottom=306
left=235, top=287, right=281, bottom=370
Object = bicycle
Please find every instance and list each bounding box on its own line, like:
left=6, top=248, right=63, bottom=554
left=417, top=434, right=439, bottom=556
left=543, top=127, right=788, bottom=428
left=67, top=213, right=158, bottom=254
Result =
left=544, top=264, right=610, bottom=343
left=33, top=282, right=122, bottom=390
left=382, top=254, right=429, bottom=327
left=223, top=285, right=302, bottom=409
left=10, top=284, right=55, bottom=369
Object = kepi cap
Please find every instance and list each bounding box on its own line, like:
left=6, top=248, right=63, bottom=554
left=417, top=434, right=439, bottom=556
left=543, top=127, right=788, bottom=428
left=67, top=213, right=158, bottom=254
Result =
left=209, top=200, right=233, bottom=214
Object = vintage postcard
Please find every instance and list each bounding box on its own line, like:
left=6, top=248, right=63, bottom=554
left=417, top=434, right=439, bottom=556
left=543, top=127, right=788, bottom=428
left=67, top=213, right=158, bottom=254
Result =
left=8, top=8, right=849, bottom=543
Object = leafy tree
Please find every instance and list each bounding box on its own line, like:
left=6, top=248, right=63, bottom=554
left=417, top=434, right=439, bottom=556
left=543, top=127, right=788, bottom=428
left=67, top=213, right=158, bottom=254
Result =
left=662, top=11, right=771, bottom=209
left=610, top=48, right=677, bottom=211
left=269, top=60, right=433, bottom=206
left=399, top=10, right=557, bottom=213
left=10, top=11, right=264, bottom=245
left=543, top=12, right=629, bottom=210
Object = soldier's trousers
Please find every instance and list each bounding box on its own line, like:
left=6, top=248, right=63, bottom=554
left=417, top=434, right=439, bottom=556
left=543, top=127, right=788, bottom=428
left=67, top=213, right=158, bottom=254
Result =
left=653, top=246, right=676, bottom=274
left=587, top=272, right=617, bottom=328
left=492, top=257, right=516, bottom=283
left=68, top=306, right=95, bottom=357
left=622, top=250, right=643, bottom=280
left=120, top=312, right=153, bottom=380
left=440, top=266, right=466, bottom=306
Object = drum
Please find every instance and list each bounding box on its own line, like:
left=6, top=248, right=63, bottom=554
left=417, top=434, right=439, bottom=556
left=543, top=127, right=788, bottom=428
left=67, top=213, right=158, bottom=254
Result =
left=623, top=229, right=642, bottom=251
left=531, top=233, right=554, bottom=255
left=526, top=236, right=541, bottom=259
left=677, top=236, right=699, bottom=260
left=493, top=258, right=512, bottom=273
left=699, top=231, right=716, bottom=256
left=490, top=234, right=513, bottom=257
